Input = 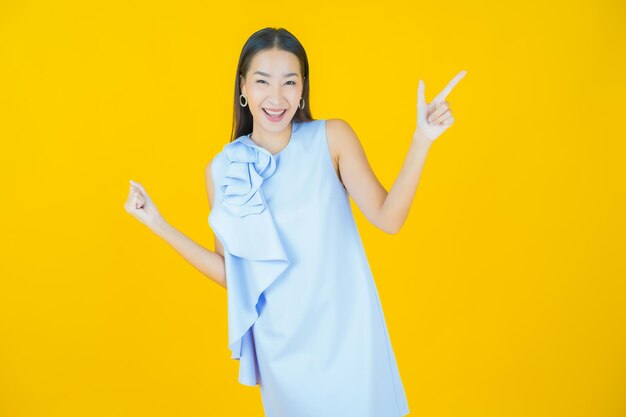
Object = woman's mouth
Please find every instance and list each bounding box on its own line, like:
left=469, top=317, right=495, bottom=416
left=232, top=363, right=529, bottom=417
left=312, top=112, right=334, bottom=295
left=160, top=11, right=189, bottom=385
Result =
left=263, top=108, right=287, bottom=122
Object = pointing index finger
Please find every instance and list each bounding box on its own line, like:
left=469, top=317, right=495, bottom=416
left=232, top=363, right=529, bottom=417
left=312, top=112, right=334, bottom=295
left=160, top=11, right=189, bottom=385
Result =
left=433, top=70, right=467, bottom=104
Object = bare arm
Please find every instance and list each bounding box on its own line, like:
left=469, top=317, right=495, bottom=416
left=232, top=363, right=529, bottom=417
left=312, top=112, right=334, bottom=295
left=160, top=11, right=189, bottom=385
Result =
left=379, top=133, right=432, bottom=233
left=329, top=118, right=431, bottom=234
left=329, top=73, right=464, bottom=234
left=149, top=160, right=227, bottom=289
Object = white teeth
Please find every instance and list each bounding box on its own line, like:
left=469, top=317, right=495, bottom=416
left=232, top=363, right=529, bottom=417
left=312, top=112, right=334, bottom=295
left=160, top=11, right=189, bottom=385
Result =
left=264, top=109, right=285, bottom=116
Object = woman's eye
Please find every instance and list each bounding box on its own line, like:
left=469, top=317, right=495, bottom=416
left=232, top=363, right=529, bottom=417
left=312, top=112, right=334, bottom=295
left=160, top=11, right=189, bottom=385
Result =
left=255, top=80, right=296, bottom=85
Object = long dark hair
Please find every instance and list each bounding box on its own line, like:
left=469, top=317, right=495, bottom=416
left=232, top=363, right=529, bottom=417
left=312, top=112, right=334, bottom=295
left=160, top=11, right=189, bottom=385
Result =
left=230, top=27, right=315, bottom=142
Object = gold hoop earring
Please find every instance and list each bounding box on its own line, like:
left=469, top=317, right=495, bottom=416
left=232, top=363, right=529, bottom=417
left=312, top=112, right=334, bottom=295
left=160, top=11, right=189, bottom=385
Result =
left=239, top=94, right=248, bottom=107
left=299, top=97, right=305, bottom=110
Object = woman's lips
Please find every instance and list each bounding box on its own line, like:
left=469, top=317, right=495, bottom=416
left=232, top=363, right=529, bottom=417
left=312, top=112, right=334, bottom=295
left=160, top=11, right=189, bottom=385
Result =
left=263, top=108, right=287, bottom=121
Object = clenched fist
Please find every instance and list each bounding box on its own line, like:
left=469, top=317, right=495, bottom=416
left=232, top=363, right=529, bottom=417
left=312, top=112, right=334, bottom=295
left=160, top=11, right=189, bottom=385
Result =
left=124, top=179, right=164, bottom=228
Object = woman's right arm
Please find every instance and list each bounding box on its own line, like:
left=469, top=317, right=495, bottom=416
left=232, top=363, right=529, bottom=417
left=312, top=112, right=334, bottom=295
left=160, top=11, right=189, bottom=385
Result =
left=144, top=159, right=226, bottom=289
left=151, top=218, right=227, bottom=289
left=126, top=162, right=227, bottom=289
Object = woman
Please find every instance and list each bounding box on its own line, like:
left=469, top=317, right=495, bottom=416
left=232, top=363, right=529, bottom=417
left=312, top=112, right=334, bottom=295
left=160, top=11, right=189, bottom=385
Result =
left=125, top=26, right=465, bottom=417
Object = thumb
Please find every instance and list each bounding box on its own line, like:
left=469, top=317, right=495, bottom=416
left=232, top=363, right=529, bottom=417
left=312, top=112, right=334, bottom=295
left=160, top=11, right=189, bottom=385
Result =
left=417, top=80, right=427, bottom=125
left=129, top=179, right=148, bottom=195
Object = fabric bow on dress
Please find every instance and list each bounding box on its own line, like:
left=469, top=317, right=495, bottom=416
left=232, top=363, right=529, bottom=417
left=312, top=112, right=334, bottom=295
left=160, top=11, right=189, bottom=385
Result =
left=208, top=137, right=290, bottom=386
left=220, top=139, right=276, bottom=217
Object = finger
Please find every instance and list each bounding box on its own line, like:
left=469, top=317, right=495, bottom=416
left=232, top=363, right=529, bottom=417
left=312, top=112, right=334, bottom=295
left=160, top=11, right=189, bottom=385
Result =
left=417, top=80, right=427, bottom=124
left=428, top=101, right=449, bottom=123
left=130, top=180, right=147, bottom=194
left=433, top=70, right=466, bottom=104
left=427, top=102, right=436, bottom=115
left=130, top=191, right=145, bottom=207
left=425, top=102, right=437, bottom=123
left=432, top=109, right=451, bottom=124
left=130, top=185, right=146, bottom=199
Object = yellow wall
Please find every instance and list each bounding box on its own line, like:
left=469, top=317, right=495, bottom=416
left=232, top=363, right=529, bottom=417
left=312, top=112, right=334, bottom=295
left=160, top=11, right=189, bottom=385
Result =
left=1, top=1, right=624, bottom=416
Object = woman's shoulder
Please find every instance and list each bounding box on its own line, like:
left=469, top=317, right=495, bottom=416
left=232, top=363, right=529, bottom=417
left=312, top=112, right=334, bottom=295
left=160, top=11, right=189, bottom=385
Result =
left=206, top=144, right=232, bottom=186
left=299, top=117, right=349, bottom=143
left=324, top=117, right=353, bottom=135
left=323, top=118, right=358, bottom=165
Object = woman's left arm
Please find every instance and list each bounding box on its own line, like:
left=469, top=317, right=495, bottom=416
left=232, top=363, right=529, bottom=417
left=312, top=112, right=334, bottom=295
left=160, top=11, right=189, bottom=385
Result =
left=333, top=70, right=467, bottom=234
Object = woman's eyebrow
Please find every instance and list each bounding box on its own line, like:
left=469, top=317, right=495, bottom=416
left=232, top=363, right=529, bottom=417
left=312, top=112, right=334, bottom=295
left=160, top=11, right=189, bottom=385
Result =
left=253, top=71, right=298, bottom=78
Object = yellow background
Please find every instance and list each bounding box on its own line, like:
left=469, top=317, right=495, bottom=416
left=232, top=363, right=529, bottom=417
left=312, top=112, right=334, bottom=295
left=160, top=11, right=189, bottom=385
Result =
left=1, top=0, right=625, bottom=416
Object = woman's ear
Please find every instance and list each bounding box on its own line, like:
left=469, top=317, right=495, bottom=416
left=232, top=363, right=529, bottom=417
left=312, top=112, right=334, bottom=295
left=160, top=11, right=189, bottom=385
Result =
left=239, top=74, right=245, bottom=95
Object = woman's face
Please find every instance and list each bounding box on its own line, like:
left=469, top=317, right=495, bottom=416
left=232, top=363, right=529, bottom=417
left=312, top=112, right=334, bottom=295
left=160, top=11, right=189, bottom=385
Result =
left=240, top=48, right=304, bottom=132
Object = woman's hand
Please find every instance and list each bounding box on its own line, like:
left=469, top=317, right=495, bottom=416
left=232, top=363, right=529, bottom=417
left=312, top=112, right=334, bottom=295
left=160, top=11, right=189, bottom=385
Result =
left=414, top=70, right=467, bottom=143
left=124, top=179, right=164, bottom=229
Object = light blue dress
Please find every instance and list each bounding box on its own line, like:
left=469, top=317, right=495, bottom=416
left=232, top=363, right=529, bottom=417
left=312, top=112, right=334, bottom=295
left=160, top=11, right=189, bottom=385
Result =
left=208, top=119, right=410, bottom=417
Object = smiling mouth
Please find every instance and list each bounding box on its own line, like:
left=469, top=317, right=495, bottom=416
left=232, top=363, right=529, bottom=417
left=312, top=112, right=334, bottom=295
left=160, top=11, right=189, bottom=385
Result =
left=263, top=108, right=286, bottom=116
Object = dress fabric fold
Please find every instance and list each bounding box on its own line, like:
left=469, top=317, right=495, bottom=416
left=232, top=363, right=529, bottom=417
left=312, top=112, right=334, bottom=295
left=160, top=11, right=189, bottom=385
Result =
left=208, top=138, right=289, bottom=386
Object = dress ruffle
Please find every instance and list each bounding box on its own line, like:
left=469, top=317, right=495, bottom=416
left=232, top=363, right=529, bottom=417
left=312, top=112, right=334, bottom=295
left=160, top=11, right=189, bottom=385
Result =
left=208, top=136, right=289, bottom=386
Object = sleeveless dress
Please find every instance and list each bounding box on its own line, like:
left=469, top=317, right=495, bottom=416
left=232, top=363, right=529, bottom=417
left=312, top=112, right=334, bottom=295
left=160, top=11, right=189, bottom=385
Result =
left=208, top=119, right=410, bottom=417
